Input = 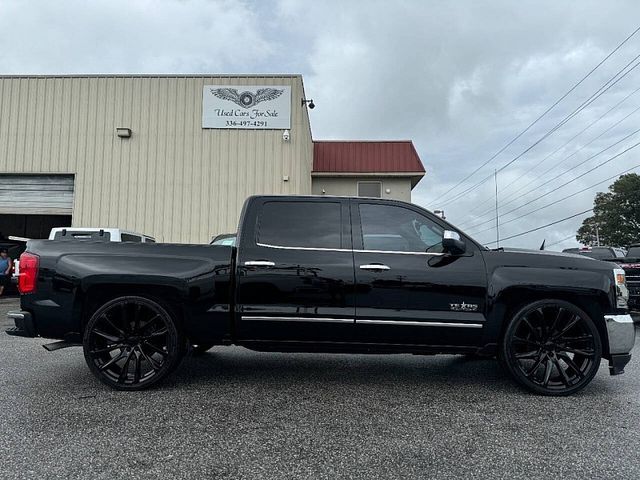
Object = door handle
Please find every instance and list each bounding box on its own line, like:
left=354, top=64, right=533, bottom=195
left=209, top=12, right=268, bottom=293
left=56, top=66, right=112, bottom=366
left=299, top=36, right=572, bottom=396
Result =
left=359, top=264, right=391, bottom=271
left=244, top=260, right=275, bottom=267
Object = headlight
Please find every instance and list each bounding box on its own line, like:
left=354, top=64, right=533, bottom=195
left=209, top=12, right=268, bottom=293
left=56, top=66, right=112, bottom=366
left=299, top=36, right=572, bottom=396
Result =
left=614, top=268, right=629, bottom=309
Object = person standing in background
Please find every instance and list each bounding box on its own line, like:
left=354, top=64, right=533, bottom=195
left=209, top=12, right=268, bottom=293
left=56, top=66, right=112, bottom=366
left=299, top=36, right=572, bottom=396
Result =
left=0, top=248, right=12, bottom=297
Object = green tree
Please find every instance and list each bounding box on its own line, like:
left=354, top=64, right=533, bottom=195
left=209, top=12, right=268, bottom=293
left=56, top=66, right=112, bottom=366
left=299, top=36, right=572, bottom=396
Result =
left=577, top=173, right=640, bottom=247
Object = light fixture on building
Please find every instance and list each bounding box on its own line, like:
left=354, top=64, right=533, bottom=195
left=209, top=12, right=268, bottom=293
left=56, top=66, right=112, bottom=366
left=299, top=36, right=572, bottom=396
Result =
left=282, top=129, right=290, bottom=142
left=301, top=98, right=315, bottom=109
left=116, top=127, right=132, bottom=138
left=433, top=209, right=446, bottom=220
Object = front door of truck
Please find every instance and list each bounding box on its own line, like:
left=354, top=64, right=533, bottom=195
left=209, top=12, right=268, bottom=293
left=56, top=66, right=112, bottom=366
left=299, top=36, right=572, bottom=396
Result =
left=235, top=197, right=355, bottom=343
left=352, top=200, right=487, bottom=346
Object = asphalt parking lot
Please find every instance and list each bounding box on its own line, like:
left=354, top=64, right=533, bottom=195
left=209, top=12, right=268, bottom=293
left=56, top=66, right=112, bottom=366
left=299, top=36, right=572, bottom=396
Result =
left=1, top=296, right=639, bottom=480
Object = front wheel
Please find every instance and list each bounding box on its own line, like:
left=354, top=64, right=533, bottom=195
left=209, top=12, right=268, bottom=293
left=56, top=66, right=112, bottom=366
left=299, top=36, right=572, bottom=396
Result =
left=500, top=299, right=602, bottom=396
left=83, top=296, right=183, bottom=390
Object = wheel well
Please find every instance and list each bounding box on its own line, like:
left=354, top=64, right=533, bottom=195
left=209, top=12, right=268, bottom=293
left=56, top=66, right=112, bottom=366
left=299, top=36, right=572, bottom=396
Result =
left=81, top=284, right=184, bottom=331
left=494, top=287, right=610, bottom=356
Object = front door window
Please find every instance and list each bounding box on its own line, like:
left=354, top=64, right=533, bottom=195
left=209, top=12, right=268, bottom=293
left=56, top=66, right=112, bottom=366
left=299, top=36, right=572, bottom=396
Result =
left=359, top=203, right=444, bottom=253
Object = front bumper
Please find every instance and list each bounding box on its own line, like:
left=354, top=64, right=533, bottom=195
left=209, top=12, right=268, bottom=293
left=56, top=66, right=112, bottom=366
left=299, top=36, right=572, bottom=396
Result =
left=5, top=310, right=36, bottom=338
left=605, top=314, right=636, bottom=375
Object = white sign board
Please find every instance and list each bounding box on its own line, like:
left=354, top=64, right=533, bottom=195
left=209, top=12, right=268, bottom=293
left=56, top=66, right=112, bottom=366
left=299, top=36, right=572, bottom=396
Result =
left=202, top=85, right=291, bottom=129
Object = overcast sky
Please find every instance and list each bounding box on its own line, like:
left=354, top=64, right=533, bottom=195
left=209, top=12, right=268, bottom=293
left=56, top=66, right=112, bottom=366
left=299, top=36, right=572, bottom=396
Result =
left=2, top=0, right=639, bottom=249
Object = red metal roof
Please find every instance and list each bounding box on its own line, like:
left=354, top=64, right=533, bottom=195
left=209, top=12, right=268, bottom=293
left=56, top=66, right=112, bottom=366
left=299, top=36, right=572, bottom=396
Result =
left=313, top=141, right=425, bottom=174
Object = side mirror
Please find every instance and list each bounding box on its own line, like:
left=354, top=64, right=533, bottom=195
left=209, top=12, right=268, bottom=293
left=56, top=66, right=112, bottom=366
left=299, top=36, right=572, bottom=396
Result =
left=442, top=230, right=466, bottom=255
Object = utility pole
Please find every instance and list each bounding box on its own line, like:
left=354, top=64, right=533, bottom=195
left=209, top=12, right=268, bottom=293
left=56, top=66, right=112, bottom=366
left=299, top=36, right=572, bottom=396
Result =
left=495, top=169, right=500, bottom=248
left=595, top=223, right=600, bottom=246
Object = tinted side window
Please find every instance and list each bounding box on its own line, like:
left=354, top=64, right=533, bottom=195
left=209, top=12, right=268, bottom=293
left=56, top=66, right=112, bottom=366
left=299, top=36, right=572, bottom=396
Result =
left=258, top=201, right=342, bottom=249
left=121, top=234, right=142, bottom=243
left=359, top=204, right=444, bottom=253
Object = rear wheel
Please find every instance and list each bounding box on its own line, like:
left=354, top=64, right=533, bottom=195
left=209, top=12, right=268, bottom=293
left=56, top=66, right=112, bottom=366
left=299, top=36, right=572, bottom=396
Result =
left=500, top=299, right=602, bottom=396
left=83, top=296, right=183, bottom=390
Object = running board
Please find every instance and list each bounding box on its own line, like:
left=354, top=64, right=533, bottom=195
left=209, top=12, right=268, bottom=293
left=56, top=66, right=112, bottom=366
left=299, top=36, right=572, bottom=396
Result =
left=42, top=340, right=82, bottom=352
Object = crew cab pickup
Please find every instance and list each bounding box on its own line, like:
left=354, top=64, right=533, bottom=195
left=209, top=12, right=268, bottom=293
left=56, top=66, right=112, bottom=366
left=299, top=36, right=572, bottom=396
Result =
left=6, top=196, right=635, bottom=395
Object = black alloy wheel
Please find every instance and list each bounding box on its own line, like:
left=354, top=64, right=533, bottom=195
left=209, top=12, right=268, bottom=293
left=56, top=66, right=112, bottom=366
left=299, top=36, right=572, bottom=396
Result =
left=501, top=299, right=602, bottom=396
left=83, top=296, right=183, bottom=390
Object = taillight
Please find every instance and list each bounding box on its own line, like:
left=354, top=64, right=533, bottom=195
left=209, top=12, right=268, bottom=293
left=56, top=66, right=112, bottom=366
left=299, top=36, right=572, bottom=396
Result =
left=18, top=252, right=39, bottom=294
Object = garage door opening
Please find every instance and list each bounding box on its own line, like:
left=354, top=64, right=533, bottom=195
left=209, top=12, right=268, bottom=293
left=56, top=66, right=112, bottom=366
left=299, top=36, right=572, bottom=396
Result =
left=0, top=214, right=72, bottom=239
left=0, top=174, right=75, bottom=239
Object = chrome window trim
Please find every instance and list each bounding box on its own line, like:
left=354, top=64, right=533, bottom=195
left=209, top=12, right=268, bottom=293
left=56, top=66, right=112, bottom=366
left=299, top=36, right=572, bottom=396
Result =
left=357, top=319, right=483, bottom=328
left=242, top=316, right=354, bottom=323
left=256, top=242, right=445, bottom=256
left=256, top=242, right=349, bottom=253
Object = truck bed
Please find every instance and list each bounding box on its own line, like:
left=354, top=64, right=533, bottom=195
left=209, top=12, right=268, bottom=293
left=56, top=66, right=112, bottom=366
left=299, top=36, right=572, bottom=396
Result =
left=19, top=240, right=235, bottom=341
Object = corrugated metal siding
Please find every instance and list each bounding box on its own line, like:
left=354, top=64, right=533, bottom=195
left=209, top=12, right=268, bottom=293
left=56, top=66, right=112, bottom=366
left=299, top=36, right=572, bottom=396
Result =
left=313, top=141, right=425, bottom=173
left=0, top=75, right=313, bottom=243
left=0, top=174, right=74, bottom=215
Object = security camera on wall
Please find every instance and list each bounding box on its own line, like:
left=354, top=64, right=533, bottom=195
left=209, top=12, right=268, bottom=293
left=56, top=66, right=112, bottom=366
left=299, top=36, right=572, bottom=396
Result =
left=282, top=130, right=290, bottom=141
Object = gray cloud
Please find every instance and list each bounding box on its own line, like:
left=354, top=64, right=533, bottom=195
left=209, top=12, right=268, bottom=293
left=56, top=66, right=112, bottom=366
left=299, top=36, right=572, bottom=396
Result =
left=1, top=0, right=639, bottom=249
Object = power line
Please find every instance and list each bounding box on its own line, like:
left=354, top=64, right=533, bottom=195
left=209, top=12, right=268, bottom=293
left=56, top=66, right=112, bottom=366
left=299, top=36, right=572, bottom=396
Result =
left=469, top=162, right=640, bottom=236
left=463, top=87, right=640, bottom=219
left=466, top=138, right=640, bottom=233
left=438, top=54, right=640, bottom=207
left=545, top=234, right=579, bottom=249
left=427, top=25, right=640, bottom=205
left=484, top=209, right=593, bottom=246
left=463, top=128, right=640, bottom=231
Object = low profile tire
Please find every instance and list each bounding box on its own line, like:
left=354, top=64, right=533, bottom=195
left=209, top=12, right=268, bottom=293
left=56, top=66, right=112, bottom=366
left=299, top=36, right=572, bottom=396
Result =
left=500, top=299, right=602, bottom=396
left=191, top=343, right=216, bottom=356
left=83, top=296, right=183, bottom=391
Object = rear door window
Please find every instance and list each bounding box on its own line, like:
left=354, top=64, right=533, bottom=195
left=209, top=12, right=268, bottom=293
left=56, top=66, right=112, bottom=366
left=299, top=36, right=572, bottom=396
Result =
left=258, top=201, right=342, bottom=249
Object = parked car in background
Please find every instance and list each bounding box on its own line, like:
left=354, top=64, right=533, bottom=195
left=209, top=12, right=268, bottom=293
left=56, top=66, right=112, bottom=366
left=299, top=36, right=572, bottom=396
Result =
left=210, top=233, right=236, bottom=246
left=594, top=244, right=640, bottom=312
left=627, top=244, right=640, bottom=258
left=562, top=246, right=627, bottom=260
left=614, top=245, right=640, bottom=312
left=49, top=228, right=156, bottom=243
left=6, top=195, right=634, bottom=396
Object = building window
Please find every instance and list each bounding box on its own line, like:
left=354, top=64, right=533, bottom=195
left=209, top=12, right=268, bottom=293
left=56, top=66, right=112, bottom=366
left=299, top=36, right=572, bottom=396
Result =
left=357, top=181, right=382, bottom=198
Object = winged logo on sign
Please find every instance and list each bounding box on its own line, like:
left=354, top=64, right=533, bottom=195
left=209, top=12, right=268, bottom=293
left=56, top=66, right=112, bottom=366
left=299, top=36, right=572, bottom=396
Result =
left=211, top=88, right=284, bottom=108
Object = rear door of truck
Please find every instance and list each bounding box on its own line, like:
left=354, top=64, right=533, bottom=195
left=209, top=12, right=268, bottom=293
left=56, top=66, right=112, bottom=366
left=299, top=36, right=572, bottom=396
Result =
left=235, top=197, right=355, bottom=343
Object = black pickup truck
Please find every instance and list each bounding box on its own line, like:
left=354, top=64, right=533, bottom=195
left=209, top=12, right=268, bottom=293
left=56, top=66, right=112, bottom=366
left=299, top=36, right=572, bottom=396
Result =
left=6, top=196, right=635, bottom=395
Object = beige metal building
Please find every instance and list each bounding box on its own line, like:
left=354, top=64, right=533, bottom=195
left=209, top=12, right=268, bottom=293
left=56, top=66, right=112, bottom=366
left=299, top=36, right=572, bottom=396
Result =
left=0, top=74, right=424, bottom=243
